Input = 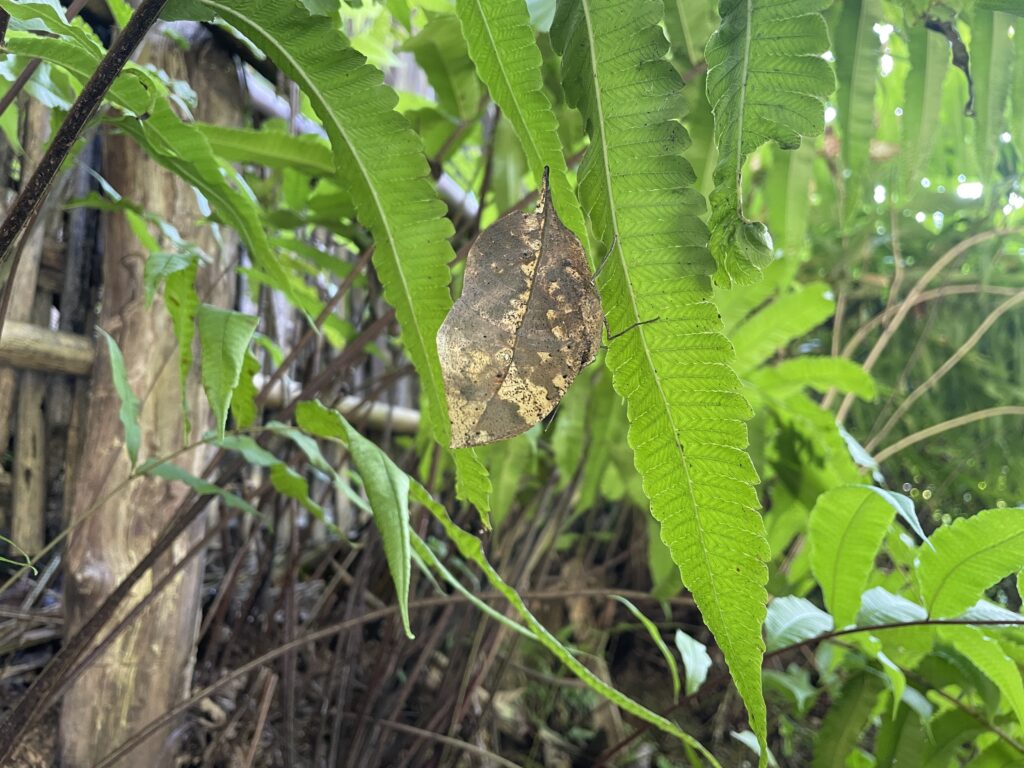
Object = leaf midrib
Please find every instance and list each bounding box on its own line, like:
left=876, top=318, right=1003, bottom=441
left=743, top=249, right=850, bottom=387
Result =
left=731, top=0, right=753, bottom=203
left=202, top=0, right=444, bottom=431
left=464, top=0, right=540, bottom=169
left=578, top=0, right=723, bottom=641
left=925, top=528, right=1024, bottom=616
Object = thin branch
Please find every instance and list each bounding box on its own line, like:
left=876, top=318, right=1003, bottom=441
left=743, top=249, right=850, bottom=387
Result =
left=865, top=289, right=1024, bottom=451
left=0, top=0, right=170, bottom=337
left=884, top=206, right=905, bottom=320
left=836, top=228, right=1022, bottom=424
left=873, top=406, right=1024, bottom=463
left=840, top=284, right=1019, bottom=361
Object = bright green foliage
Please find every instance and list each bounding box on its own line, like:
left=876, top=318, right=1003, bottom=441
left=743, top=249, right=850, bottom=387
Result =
left=196, top=124, right=335, bottom=177
left=917, top=507, right=1024, bottom=618
left=403, top=16, right=482, bottom=120
left=455, top=0, right=586, bottom=241
left=197, top=305, right=259, bottom=439
left=941, top=625, right=1024, bottom=727
left=98, top=329, right=141, bottom=468
left=269, top=463, right=326, bottom=518
left=705, top=0, right=835, bottom=286
left=198, top=0, right=491, bottom=515
left=748, top=357, right=876, bottom=400
left=970, top=11, right=1013, bottom=183
left=342, top=419, right=414, bottom=639
left=809, top=485, right=900, bottom=626
left=552, top=0, right=769, bottom=747
left=900, top=25, right=948, bottom=194
left=833, top=0, right=880, bottom=215
left=811, top=672, right=886, bottom=768
left=229, top=352, right=260, bottom=431
left=295, top=401, right=413, bottom=637
left=140, top=459, right=258, bottom=515
left=729, top=281, right=835, bottom=375
left=764, top=596, right=833, bottom=652
left=663, top=0, right=719, bottom=68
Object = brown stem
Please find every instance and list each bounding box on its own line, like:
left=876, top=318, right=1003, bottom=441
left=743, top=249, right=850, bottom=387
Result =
left=835, top=228, right=1022, bottom=424
left=0, top=0, right=170, bottom=337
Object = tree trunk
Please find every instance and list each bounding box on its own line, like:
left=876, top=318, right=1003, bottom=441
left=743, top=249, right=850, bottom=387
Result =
left=59, top=32, right=242, bottom=768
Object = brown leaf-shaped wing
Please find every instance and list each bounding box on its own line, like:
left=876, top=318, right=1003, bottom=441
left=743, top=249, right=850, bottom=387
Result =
left=438, top=171, right=602, bottom=448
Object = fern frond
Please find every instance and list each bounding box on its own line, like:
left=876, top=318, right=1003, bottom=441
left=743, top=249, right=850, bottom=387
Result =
left=455, top=0, right=586, bottom=242
left=552, top=0, right=768, bottom=747
left=705, top=0, right=834, bottom=286
left=200, top=0, right=490, bottom=512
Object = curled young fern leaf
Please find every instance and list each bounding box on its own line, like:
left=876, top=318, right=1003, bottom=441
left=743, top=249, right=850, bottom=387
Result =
left=705, top=0, right=835, bottom=286
left=552, top=0, right=768, bottom=749
left=199, top=0, right=490, bottom=512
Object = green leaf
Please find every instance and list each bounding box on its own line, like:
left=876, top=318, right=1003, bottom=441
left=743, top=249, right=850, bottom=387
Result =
left=5, top=29, right=312, bottom=331
left=140, top=459, right=258, bottom=515
left=662, top=0, right=718, bottom=68
left=411, top=481, right=720, bottom=762
left=977, top=0, right=1024, bottom=12
left=762, top=143, right=815, bottom=260
left=162, top=0, right=216, bottom=21
left=200, top=0, right=490, bottom=514
left=675, top=628, right=713, bottom=696
left=197, top=305, right=258, bottom=439
left=481, top=434, right=535, bottom=527
left=970, top=11, right=1013, bottom=182
left=857, top=586, right=927, bottom=625
left=812, top=672, right=886, bottom=768
left=553, top=0, right=768, bottom=747
left=809, top=485, right=901, bottom=626
left=900, top=25, right=948, bottom=194
left=941, top=624, right=1024, bottom=727
left=197, top=123, right=335, bottom=177
left=918, top=508, right=1024, bottom=618
left=403, top=15, right=481, bottom=120
left=615, top=596, right=681, bottom=702
left=833, top=0, right=880, bottom=208
left=705, top=0, right=835, bottom=286
left=749, top=357, right=876, bottom=400
left=97, top=329, right=141, bottom=468
left=143, top=251, right=196, bottom=308
left=730, top=282, right=835, bottom=375
left=874, top=704, right=929, bottom=768
left=338, top=412, right=413, bottom=639
left=765, top=596, right=833, bottom=652
left=269, top=463, right=326, bottom=517
left=104, top=0, right=133, bottom=27
left=577, top=370, right=626, bottom=510
left=230, top=351, right=261, bottom=431
left=455, top=0, right=587, bottom=242
left=164, top=259, right=200, bottom=437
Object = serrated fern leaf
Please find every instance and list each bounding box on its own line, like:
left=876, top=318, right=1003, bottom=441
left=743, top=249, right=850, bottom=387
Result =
left=808, top=486, right=897, bottom=627
left=917, top=508, right=1024, bottom=618
left=199, top=0, right=490, bottom=513
left=729, top=281, right=835, bottom=375
left=455, top=0, right=586, bottom=242
left=705, top=0, right=835, bottom=286
left=833, top=0, right=880, bottom=191
left=552, top=0, right=768, bottom=749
